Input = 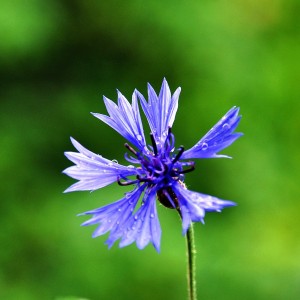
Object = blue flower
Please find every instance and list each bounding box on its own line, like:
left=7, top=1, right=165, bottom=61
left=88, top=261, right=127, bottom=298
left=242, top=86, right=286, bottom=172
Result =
left=63, top=79, right=242, bottom=252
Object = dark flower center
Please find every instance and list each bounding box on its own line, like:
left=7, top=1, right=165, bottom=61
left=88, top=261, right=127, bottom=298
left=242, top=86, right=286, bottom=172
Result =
left=118, top=128, right=195, bottom=208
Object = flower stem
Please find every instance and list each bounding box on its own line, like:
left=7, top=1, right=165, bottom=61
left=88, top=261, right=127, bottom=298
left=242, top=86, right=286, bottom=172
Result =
left=186, top=223, right=197, bottom=300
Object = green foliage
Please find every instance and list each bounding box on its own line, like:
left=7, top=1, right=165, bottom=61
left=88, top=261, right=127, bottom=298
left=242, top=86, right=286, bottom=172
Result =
left=1, top=1, right=299, bottom=299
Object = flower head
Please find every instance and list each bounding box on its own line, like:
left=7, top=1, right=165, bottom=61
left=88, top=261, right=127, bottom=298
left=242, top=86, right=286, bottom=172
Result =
left=63, top=79, right=242, bottom=252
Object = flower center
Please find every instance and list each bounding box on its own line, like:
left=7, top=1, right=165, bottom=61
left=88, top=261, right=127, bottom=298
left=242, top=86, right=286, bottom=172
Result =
left=118, top=128, right=195, bottom=208
left=137, top=129, right=191, bottom=186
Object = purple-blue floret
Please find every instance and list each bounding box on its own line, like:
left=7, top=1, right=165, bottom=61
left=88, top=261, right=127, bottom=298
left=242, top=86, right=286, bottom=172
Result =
left=63, top=78, right=242, bottom=252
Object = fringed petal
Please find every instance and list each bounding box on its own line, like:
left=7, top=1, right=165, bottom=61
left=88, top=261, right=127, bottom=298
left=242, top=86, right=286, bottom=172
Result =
left=92, top=91, right=146, bottom=151
left=173, top=182, right=236, bottom=234
left=181, top=107, right=242, bottom=159
left=63, top=138, right=138, bottom=192
left=80, top=184, right=146, bottom=242
left=137, top=78, right=181, bottom=151
left=118, top=188, right=161, bottom=252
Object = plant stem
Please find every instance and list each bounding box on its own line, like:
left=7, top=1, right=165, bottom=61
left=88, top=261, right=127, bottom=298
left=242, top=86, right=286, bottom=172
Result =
left=186, top=223, right=197, bottom=300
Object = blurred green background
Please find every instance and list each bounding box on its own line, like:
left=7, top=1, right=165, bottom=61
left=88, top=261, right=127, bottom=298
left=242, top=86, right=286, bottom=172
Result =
left=1, top=0, right=299, bottom=299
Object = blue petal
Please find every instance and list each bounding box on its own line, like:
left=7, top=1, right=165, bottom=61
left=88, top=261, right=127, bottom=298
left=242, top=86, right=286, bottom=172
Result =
left=117, top=188, right=162, bottom=252
left=92, top=91, right=146, bottom=151
left=63, top=138, right=138, bottom=192
left=173, top=182, right=236, bottom=234
left=80, top=184, right=146, bottom=240
left=137, top=78, right=181, bottom=150
left=181, top=107, right=242, bottom=159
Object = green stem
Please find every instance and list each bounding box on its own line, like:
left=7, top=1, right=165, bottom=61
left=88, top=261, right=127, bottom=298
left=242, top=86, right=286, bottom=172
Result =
left=186, top=223, right=197, bottom=300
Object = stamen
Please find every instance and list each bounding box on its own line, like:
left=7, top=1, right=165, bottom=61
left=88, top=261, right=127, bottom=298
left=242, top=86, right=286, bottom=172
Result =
left=124, top=152, right=140, bottom=164
left=179, top=162, right=195, bottom=174
left=124, top=143, right=137, bottom=156
left=150, top=133, right=158, bottom=156
left=172, top=146, right=184, bottom=163
left=117, top=176, right=139, bottom=186
left=165, top=127, right=175, bottom=152
left=136, top=175, right=151, bottom=183
left=154, top=159, right=165, bottom=174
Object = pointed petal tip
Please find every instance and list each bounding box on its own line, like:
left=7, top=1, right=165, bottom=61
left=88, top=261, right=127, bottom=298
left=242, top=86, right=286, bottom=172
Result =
left=63, top=183, right=94, bottom=193
left=213, top=154, right=232, bottom=159
left=69, top=136, right=78, bottom=147
left=161, top=77, right=170, bottom=89
left=106, top=241, right=114, bottom=250
left=78, top=209, right=95, bottom=217
left=153, top=244, right=161, bottom=253
left=64, top=150, right=73, bottom=156
left=201, top=219, right=205, bottom=224
left=147, top=82, right=153, bottom=89
left=69, top=137, right=89, bottom=154
left=91, top=112, right=110, bottom=121
left=116, top=89, right=123, bottom=97
left=132, top=89, right=138, bottom=98
left=91, top=112, right=98, bottom=117
left=136, top=242, right=147, bottom=250
left=63, top=187, right=72, bottom=193
left=92, top=232, right=99, bottom=238
left=233, top=106, right=242, bottom=117
left=134, top=89, right=144, bottom=99
left=182, top=227, right=188, bottom=236
left=62, top=168, right=68, bottom=175
left=226, top=106, right=240, bottom=117
left=63, top=184, right=85, bottom=193
left=81, top=220, right=92, bottom=227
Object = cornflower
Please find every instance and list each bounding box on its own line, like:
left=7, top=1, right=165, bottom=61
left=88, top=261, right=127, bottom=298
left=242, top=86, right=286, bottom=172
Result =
left=63, top=79, right=242, bottom=252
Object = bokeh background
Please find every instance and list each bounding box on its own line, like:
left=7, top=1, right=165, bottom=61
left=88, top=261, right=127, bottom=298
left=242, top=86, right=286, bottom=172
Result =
left=1, top=1, right=299, bottom=299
